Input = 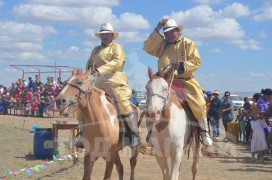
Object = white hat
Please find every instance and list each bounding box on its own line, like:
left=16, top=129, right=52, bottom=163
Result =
left=95, top=23, right=119, bottom=39
left=163, top=19, right=183, bottom=33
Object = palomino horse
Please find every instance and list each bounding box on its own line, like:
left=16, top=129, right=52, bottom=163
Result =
left=56, top=68, right=141, bottom=180
left=145, top=68, right=201, bottom=180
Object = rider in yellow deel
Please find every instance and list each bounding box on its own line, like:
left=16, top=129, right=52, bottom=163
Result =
left=75, top=23, right=140, bottom=149
left=143, top=19, right=212, bottom=147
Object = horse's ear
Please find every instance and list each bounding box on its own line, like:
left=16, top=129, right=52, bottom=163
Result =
left=148, top=67, right=154, bottom=79
left=72, top=68, right=78, bottom=75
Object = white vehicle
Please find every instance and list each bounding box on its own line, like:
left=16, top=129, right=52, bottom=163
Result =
left=229, top=94, right=244, bottom=110
left=138, top=99, right=147, bottom=110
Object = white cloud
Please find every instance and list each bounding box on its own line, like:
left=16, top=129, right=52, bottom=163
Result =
left=0, top=21, right=57, bottom=63
left=232, top=39, right=262, bottom=50
left=168, top=5, right=244, bottom=41
left=249, top=72, right=266, bottom=77
left=166, top=5, right=261, bottom=50
left=12, top=4, right=149, bottom=31
left=253, top=7, right=272, bottom=22
left=208, top=48, right=223, bottom=53
left=117, top=13, right=149, bottom=31
left=30, top=0, right=119, bottom=7
left=192, top=0, right=222, bottom=4
left=221, top=3, right=250, bottom=18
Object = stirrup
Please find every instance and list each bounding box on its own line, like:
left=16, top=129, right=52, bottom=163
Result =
left=74, top=132, right=84, bottom=148
left=146, top=131, right=154, bottom=147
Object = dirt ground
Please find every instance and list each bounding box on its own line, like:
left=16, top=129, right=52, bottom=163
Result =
left=0, top=114, right=271, bottom=180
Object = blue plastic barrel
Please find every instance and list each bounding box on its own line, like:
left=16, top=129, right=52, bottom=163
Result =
left=33, top=128, right=54, bottom=159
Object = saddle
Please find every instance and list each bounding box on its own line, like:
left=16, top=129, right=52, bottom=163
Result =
left=171, top=80, right=200, bottom=144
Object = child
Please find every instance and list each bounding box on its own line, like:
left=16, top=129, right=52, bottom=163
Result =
left=235, top=108, right=246, bottom=142
left=250, top=110, right=268, bottom=162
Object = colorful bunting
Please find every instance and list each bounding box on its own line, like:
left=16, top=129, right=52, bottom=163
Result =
left=0, top=152, right=80, bottom=179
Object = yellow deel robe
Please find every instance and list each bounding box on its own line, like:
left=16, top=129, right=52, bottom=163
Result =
left=85, top=42, right=132, bottom=115
left=143, top=30, right=206, bottom=120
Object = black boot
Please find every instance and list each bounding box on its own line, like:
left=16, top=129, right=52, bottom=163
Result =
left=74, top=121, right=84, bottom=148
left=122, top=111, right=140, bottom=148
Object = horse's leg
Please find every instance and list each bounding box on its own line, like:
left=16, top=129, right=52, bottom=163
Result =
left=130, top=146, right=140, bottom=180
left=191, top=147, right=200, bottom=180
left=83, top=153, right=96, bottom=180
left=155, top=156, right=170, bottom=180
left=103, top=153, right=116, bottom=180
left=115, top=151, right=124, bottom=180
left=170, top=150, right=182, bottom=180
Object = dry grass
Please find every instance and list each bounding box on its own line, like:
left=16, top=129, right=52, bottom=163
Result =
left=0, top=114, right=271, bottom=180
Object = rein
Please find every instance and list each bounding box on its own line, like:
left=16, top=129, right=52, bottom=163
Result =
left=60, top=74, right=97, bottom=114
left=149, top=70, right=175, bottom=111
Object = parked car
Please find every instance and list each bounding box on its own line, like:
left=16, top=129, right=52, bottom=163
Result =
left=138, top=99, right=147, bottom=110
left=229, top=94, right=244, bottom=110
left=130, top=91, right=146, bottom=107
left=247, top=97, right=253, bottom=105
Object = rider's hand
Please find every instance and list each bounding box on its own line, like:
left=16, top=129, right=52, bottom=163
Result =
left=172, top=61, right=179, bottom=70
left=91, top=70, right=100, bottom=77
left=156, top=19, right=169, bottom=31
left=88, top=58, right=96, bottom=69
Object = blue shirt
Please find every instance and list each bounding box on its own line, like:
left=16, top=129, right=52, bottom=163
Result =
left=209, top=98, right=221, bottom=118
left=220, top=99, right=234, bottom=121
left=243, top=102, right=251, bottom=110
left=236, top=114, right=246, bottom=123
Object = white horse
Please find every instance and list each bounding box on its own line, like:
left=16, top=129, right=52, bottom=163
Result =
left=145, top=68, right=202, bottom=180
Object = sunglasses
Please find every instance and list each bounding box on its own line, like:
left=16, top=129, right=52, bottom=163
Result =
left=224, top=94, right=230, bottom=97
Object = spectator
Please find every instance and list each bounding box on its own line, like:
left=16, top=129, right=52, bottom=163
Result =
left=21, top=79, right=28, bottom=89
left=44, top=95, right=54, bottom=117
left=220, top=91, right=234, bottom=142
left=35, top=75, right=42, bottom=87
left=256, top=88, right=272, bottom=136
left=53, top=84, right=63, bottom=97
left=30, top=95, right=39, bottom=116
left=47, top=84, right=56, bottom=96
left=0, top=84, right=4, bottom=94
left=209, top=90, right=221, bottom=140
left=2, top=93, right=14, bottom=114
left=57, top=77, right=63, bottom=86
left=37, top=96, right=46, bottom=117
left=206, top=91, right=213, bottom=134
left=22, top=88, right=33, bottom=116
left=0, top=95, right=4, bottom=113
left=45, top=76, right=52, bottom=92
left=27, top=77, right=36, bottom=91
left=235, top=108, right=246, bottom=142
left=246, top=93, right=261, bottom=143
left=9, top=83, right=17, bottom=95
left=243, top=97, right=251, bottom=110
left=249, top=110, right=268, bottom=162
left=50, top=77, right=57, bottom=87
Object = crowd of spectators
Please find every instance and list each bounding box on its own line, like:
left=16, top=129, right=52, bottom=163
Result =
left=0, top=75, right=63, bottom=117
left=204, top=89, right=272, bottom=162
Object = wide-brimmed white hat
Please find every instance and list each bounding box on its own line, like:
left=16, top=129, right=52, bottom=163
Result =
left=163, top=19, right=183, bottom=33
left=95, top=23, right=119, bottom=39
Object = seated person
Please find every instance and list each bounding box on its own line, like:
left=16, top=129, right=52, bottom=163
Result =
left=3, top=93, right=15, bottom=114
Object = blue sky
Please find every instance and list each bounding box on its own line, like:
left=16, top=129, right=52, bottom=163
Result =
left=0, top=0, right=271, bottom=93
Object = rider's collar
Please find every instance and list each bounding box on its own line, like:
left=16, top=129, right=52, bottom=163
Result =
left=101, top=42, right=113, bottom=47
left=166, top=35, right=183, bottom=45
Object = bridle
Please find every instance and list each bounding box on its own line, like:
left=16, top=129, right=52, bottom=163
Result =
left=147, top=70, right=175, bottom=111
left=59, top=75, right=95, bottom=112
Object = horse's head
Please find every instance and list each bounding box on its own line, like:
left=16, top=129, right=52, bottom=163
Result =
left=56, top=68, right=91, bottom=117
left=145, top=67, right=169, bottom=120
